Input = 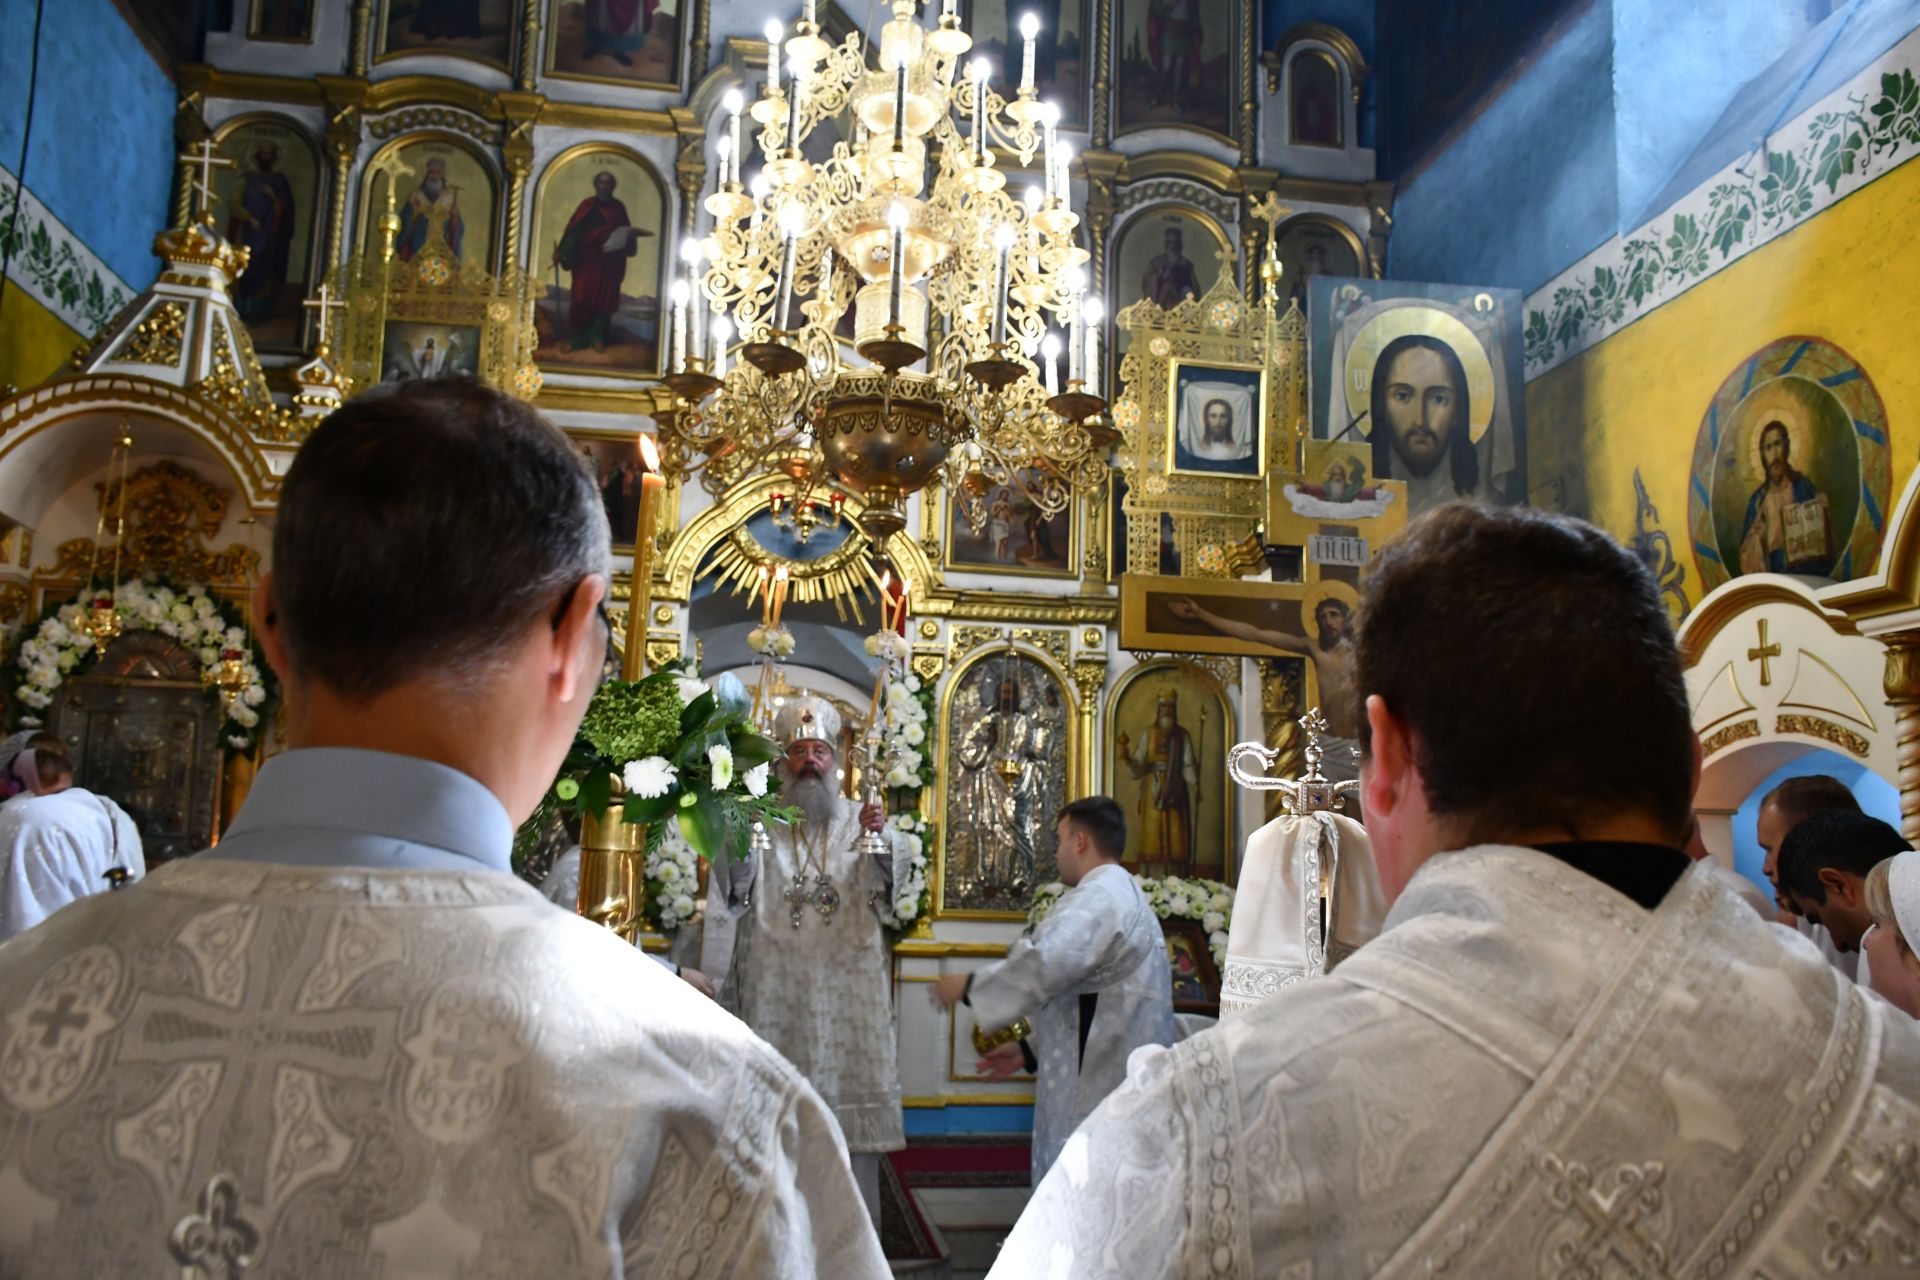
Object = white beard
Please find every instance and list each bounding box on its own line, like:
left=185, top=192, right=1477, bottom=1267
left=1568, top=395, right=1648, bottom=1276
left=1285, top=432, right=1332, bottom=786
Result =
left=781, top=770, right=840, bottom=833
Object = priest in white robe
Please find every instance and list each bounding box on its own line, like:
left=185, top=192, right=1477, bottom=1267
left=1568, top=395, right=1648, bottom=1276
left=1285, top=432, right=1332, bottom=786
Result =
left=989, top=503, right=1920, bottom=1278
left=0, top=381, right=884, bottom=1277
left=0, top=731, right=143, bottom=941
left=704, top=694, right=908, bottom=1221
left=933, top=796, right=1173, bottom=1183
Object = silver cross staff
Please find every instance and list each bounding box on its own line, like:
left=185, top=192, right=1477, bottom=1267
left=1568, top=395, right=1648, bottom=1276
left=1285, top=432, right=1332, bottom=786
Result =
left=1228, top=708, right=1360, bottom=816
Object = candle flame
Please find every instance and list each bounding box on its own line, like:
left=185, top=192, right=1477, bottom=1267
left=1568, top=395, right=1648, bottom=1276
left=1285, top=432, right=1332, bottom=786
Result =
left=638, top=432, right=661, bottom=472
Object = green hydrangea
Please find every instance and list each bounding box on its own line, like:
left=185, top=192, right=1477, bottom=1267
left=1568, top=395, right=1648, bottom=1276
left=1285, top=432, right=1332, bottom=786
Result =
left=579, top=678, right=682, bottom=764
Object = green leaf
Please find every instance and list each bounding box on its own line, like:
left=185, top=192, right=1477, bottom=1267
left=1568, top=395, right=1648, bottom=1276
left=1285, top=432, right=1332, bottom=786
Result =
left=1814, top=129, right=1859, bottom=192
left=580, top=769, right=612, bottom=818
left=621, top=792, right=677, bottom=824
left=728, top=730, right=780, bottom=769
left=679, top=797, right=734, bottom=867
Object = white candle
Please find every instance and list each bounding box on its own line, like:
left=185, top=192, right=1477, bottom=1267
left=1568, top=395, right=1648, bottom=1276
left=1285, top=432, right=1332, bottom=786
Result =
left=1019, top=13, right=1038, bottom=93
left=670, top=278, right=690, bottom=374
left=969, top=59, right=990, bottom=164
left=816, top=250, right=833, bottom=322
left=1056, top=141, right=1073, bottom=206
left=804, top=0, right=816, bottom=25
left=942, top=0, right=956, bottom=18
left=716, top=136, right=734, bottom=190
left=886, top=201, right=909, bottom=330
left=712, top=316, right=732, bottom=376
left=892, top=59, right=909, bottom=150
left=991, top=224, right=1015, bottom=346
left=775, top=204, right=804, bottom=335
left=682, top=240, right=705, bottom=361
left=1039, top=102, right=1059, bottom=200
left=765, top=21, right=783, bottom=92
left=1083, top=294, right=1104, bottom=390
left=785, top=60, right=806, bottom=152
left=723, top=88, right=743, bottom=183
left=749, top=172, right=769, bottom=232
left=1067, top=266, right=1085, bottom=382
left=1040, top=334, right=1060, bottom=395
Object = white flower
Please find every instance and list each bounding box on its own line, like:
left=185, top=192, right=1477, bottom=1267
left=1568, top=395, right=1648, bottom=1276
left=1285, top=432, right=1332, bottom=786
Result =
left=742, top=761, right=770, bottom=797
left=243, top=684, right=266, bottom=707
left=623, top=756, right=677, bottom=797
left=657, top=860, right=681, bottom=885
left=894, top=894, right=916, bottom=917
left=886, top=765, right=912, bottom=788
left=1208, top=891, right=1231, bottom=913
left=55, top=651, right=77, bottom=673
left=224, top=626, right=245, bottom=648
left=707, top=743, right=734, bottom=790
left=233, top=706, right=260, bottom=728
left=228, top=735, right=252, bottom=750
left=674, top=675, right=710, bottom=706
left=774, top=631, right=796, bottom=657
left=862, top=634, right=880, bottom=657
left=170, top=602, right=194, bottom=624
left=903, top=722, right=925, bottom=746
left=1202, top=910, right=1225, bottom=934
left=906, top=675, right=922, bottom=693
left=671, top=893, right=695, bottom=918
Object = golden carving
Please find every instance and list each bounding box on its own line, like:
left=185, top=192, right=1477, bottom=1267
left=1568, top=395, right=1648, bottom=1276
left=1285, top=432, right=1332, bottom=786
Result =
left=1071, top=659, right=1108, bottom=710
left=919, top=620, right=941, bottom=641
left=951, top=625, right=1071, bottom=671
left=1701, top=718, right=1762, bottom=758
left=912, top=652, right=945, bottom=685
left=1775, top=714, right=1870, bottom=759
left=0, top=581, right=27, bottom=627
left=646, top=636, right=683, bottom=670
left=1748, top=619, right=1783, bottom=686
left=1883, top=633, right=1920, bottom=842
left=1257, top=656, right=1306, bottom=820
left=651, top=604, right=675, bottom=626
left=51, top=461, right=257, bottom=587
left=1080, top=627, right=1103, bottom=648
left=121, top=301, right=189, bottom=367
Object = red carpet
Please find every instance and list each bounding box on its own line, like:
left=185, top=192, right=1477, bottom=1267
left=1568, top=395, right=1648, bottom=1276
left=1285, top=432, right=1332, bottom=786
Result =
left=891, top=1135, right=1032, bottom=1188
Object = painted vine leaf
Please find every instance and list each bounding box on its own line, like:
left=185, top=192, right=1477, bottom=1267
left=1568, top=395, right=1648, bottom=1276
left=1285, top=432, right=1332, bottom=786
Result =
left=1524, top=308, right=1554, bottom=367
left=1550, top=284, right=1587, bottom=349
left=1870, top=69, right=1920, bottom=146
left=1620, top=238, right=1664, bottom=305
left=1815, top=126, right=1865, bottom=191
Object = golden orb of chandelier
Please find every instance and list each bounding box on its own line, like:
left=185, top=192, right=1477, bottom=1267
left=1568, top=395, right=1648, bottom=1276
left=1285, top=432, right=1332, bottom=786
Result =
left=658, top=0, right=1108, bottom=542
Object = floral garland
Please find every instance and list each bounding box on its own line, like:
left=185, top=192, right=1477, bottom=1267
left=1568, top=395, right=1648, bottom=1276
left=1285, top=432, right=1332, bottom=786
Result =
left=645, top=821, right=702, bottom=934
left=11, top=577, right=273, bottom=754
left=877, top=811, right=934, bottom=934
left=877, top=670, right=934, bottom=792
left=1029, top=873, right=1236, bottom=968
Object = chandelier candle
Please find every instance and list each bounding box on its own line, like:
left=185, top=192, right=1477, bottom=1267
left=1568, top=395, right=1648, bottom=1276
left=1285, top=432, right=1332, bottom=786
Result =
left=765, top=21, right=783, bottom=92
left=1019, top=12, right=1038, bottom=94
left=1041, top=334, right=1060, bottom=395
left=669, top=278, right=689, bottom=374
left=970, top=59, right=990, bottom=165
left=712, top=316, right=732, bottom=376
left=887, top=202, right=909, bottom=331
left=682, top=241, right=705, bottom=361
left=786, top=61, right=807, bottom=153
left=991, top=224, right=1015, bottom=346
left=776, top=205, right=804, bottom=337
left=1040, top=104, right=1059, bottom=201
left=892, top=60, right=909, bottom=151
left=724, top=89, right=744, bottom=182
left=1067, top=268, right=1085, bottom=383
left=1083, top=295, right=1104, bottom=390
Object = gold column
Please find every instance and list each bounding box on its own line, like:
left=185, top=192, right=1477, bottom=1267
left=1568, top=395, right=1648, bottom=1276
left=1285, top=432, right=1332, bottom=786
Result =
left=499, top=93, right=544, bottom=274
left=518, top=2, right=543, bottom=91
left=671, top=107, right=706, bottom=238
left=1090, top=0, right=1112, bottom=149
left=350, top=1, right=373, bottom=76
left=1883, top=633, right=1920, bottom=843
left=1072, top=658, right=1106, bottom=799
left=687, top=0, right=712, bottom=90
left=1237, top=2, right=1257, bottom=166
left=320, top=78, right=367, bottom=276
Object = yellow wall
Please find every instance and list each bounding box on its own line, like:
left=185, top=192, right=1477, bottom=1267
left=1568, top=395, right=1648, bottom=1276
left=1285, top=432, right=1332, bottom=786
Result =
left=0, top=287, right=82, bottom=393
left=1527, top=156, right=1920, bottom=615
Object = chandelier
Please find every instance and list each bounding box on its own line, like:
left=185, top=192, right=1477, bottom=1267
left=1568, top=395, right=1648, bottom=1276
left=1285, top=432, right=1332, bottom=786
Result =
left=659, top=0, right=1109, bottom=542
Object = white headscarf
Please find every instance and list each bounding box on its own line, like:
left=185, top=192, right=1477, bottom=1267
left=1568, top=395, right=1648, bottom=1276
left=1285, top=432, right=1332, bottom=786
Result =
left=1891, top=851, right=1920, bottom=950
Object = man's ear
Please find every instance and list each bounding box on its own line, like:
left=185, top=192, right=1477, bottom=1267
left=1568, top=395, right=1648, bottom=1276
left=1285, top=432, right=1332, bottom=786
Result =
left=552, top=573, right=608, bottom=705
left=251, top=572, right=293, bottom=683
left=1817, top=866, right=1853, bottom=905
left=1361, top=695, right=1410, bottom=822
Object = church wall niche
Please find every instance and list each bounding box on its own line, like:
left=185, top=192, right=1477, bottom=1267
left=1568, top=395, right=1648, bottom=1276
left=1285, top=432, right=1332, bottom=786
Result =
left=1107, top=198, right=1235, bottom=399
left=354, top=130, right=505, bottom=275
left=1103, top=658, right=1235, bottom=882
left=208, top=113, right=327, bottom=354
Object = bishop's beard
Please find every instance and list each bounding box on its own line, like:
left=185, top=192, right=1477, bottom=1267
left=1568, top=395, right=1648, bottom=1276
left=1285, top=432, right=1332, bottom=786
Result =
left=780, top=767, right=840, bottom=832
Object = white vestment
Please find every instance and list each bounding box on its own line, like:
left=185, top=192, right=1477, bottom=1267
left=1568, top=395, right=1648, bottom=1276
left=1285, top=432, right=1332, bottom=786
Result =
left=706, top=796, right=907, bottom=1152
left=1221, top=810, right=1385, bottom=1016
left=987, top=845, right=1920, bottom=1278
left=0, top=858, right=886, bottom=1277
left=967, top=864, right=1174, bottom=1182
left=0, top=786, right=144, bottom=941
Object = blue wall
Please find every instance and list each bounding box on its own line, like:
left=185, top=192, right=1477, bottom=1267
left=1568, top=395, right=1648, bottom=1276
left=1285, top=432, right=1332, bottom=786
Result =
left=1728, top=749, right=1902, bottom=903
left=1264, top=0, right=1378, bottom=147
left=1386, top=0, right=1616, bottom=293
left=0, top=0, right=176, bottom=289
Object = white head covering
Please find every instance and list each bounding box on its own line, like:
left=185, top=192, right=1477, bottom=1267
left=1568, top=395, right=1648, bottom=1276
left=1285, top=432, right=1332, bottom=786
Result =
left=773, top=695, right=842, bottom=750
left=0, top=729, right=34, bottom=776
left=1890, top=851, right=1920, bottom=949
left=1220, top=809, right=1387, bottom=1017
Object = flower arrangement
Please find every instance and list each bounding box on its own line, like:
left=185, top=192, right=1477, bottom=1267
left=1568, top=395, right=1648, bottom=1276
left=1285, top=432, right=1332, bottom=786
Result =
left=1028, top=873, right=1236, bottom=968
left=538, top=662, right=794, bottom=933
left=746, top=624, right=796, bottom=658
left=878, top=672, right=934, bottom=792
left=877, top=811, right=934, bottom=933
left=10, top=577, right=274, bottom=754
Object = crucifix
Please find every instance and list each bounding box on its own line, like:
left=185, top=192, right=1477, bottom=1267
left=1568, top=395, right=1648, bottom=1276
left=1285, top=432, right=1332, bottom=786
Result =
left=1248, top=189, right=1295, bottom=307
left=1748, top=619, right=1782, bottom=686
left=179, top=138, right=235, bottom=225
left=302, top=283, right=347, bottom=351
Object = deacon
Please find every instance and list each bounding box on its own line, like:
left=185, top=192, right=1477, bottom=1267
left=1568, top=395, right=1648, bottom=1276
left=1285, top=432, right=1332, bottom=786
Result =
left=0, top=731, right=143, bottom=941
left=933, top=797, right=1172, bottom=1184
left=988, top=503, right=1920, bottom=1278
left=0, top=380, right=884, bottom=1277
left=705, top=696, right=908, bottom=1223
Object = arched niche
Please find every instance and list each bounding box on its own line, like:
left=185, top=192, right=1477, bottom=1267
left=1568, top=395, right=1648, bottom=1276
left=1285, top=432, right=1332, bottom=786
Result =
left=1103, top=658, right=1235, bottom=881
left=355, top=130, right=504, bottom=272
left=208, top=112, right=327, bottom=353
left=1678, top=574, right=1893, bottom=867
left=934, top=639, right=1078, bottom=918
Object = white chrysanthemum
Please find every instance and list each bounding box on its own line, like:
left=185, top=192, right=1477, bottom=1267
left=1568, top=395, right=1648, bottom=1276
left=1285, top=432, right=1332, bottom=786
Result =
left=1208, top=891, right=1231, bottom=913
left=624, top=756, right=677, bottom=798
left=228, top=735, right=252, bottom=750
left=707, top=743, right=734, bottom=790
left=169, top=602, right=194, bottom=623
left=894, top=894, right=916, bottom=917
left=224, top=626, right=245, bottom=648
left=657, top=860, right=681, bottom=885
left=906, top=675, right=922, bottom=693
left=886, top=765, right=912, bottom=788
left=671, top=893, right=695, bottom=917
left=903, top=722, right=925, bottom=746
left=233, top=706, right=260, bottom=728
left=742, top=761, right=770, bottom=797
left=243, top=684, right=266, bottom=707
left=674, top=675, right=710, bottom=706
left=1202, top=910, right=1225, bottom=934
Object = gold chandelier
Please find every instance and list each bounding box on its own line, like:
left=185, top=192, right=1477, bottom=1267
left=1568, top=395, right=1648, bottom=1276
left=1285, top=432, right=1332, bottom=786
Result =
left=659, top=0, right=1109, bottom=541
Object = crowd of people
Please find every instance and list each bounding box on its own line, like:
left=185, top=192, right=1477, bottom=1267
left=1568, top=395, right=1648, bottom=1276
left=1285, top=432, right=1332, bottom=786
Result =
left=0, top=379, right=1913, bottom=1277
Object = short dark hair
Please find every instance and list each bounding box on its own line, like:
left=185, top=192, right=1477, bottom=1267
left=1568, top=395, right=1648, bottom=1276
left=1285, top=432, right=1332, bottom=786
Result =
left=272, top=378, right=610, bottom=701
left=1760, top=775, right=1860, bottom=832
left=1059, top=796, right=1126, bottom=861
left=1354, top=504, right=1694, bottom=840
left=1371, top=334, right=1476, bottom=497
left=23, top=731, right=71, bottom=786
left=1778, top=809, right=1910, bottom=904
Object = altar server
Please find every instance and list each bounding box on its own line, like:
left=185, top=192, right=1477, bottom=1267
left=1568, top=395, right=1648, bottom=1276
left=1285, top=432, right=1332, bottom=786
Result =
left=933, top=796, right=1173, bottom=1183
left=988, top=503, right=1920, bottom=1279
left=0, top=731, right=143, bottom=940
left=0, top=379, right=885, bottom=1278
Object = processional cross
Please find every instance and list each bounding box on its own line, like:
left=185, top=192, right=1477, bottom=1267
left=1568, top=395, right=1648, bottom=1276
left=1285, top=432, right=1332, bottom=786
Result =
left=1749, top=619, right=1782, bottom=686
left=180, top=138, right=235, bottom=224
left=302, top=283, right=347, bottom=351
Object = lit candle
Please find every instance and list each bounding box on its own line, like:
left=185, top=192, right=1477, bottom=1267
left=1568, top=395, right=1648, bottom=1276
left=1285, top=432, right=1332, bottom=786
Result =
left=969, top=59, right=990, bottom=164
left=876, top=570, right=893, bottom=630
left=765, top=20, right=783, bottom=92
left=1055, top=141, right=1073, bottom=205
left=1039, top=102, right=1059, bottom=200
left=1041, top=333, right=1060, bottom=395
left=803, top=0, right=816, bottom=25
left=887, top=201, right=909, bottom=331
left=775, top=204, right=804, bottom=336
left=723, top=88, right=743, bottom=183
left=669, top=278, right=689, bottom=373
left=785, top=60, right=806, bottom=152
left=749, top=172, right=769, bottom=231
left=892, top=59, right=909, bottom=150
left=1066, top=266, right=1085, bottom=383
left=712, top=315, right=732, bottom=376
left=772, top=564, right=791, bottom=624
left=816, top=249, right=834, bottom=322
left=623, top=433, right=666, bottom=679
left=991, top=224, right=1015, bottom=346
left=1019, top=13, right=1039, bottom=93
left=757, top=563, right=773, bottom=625
left=1083, top=294, right=1104, bottom=390
left=897, top=576, right=911, bottom=633
left=715, top=136, right=734, bottom=190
